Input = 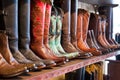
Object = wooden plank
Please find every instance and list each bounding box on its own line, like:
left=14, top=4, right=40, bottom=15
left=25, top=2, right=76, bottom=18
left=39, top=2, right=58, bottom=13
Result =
left=7, top=51, right=120, bottom=80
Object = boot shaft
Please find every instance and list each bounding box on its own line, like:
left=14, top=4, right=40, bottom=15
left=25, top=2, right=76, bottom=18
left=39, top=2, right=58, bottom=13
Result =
left=61, top=0, right=71, bottom=35
left=88, top=13, right=99, bottom=38
left=77, top=9, right=83, bottom=41
left=44, top=3, right=52, bottom=44
left=3, top=0, right=19, bottom=53
left=18, top=0, right=30, bottom=49
left=30, top=0, right=46, bottom=44
left=82, top=10, right=90, bottom=41
left=70, top=0, right=78, bottom=43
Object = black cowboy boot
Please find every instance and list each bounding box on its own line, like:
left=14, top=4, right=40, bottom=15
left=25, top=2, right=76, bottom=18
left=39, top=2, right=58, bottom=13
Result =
left=3, top=0, right=45, bottom=69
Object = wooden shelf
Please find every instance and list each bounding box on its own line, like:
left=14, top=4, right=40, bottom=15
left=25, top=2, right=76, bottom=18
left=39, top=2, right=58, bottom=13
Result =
left=78, top=0, right=119, bottom=7
left=8, top=50, right=120, bottom=80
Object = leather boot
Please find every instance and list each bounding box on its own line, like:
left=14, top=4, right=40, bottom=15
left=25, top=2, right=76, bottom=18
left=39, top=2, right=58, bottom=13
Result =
left=0, top=31, right=38, bottom=71
left=18, top=0, right=55, bottom=68
left=0, top=53, right=28, bottom=78
left=70, top=0, right=89, bottom=57
left=77, top=9, right=97, bottom=56
left=90, top=30, right=109, bottom=54
left=70, top=0, right=80, bottom=50
left=60, top=0, right=79, bottom=53
left=94, top=15, right=112, bottom=53
left=0, top=1, right=38, bottom=70
left=87, top=30, right=102, bottom=56
left=49, top=7, right=69, bottom=59
left=30, top=0, right=66, bottom=65
left=82, top=10, right=101, bottom=55
left=53, top=7, right=80, bottom=59
left=3, top=0, right=36, bottom=64
left=101, top=18, right=117, bottom=49
left=43, top=3, right=68, bottom=63
left=88, top=13, right=109, bottom=53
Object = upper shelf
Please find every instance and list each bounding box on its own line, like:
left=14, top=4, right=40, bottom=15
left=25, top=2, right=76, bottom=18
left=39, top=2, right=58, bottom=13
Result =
left=78, top=0, right=119, bottom=7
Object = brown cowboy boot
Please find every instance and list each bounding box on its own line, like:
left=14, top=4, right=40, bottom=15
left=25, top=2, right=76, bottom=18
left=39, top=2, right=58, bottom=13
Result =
left=60, top=0, right=79, bottom=53
left=97, top=17, right=112, bottom=51
left=87, top=30, right=102, bottom=56
left=90, top=30, right=109, bottom=54
left=77, top=9, right=99, bottom=56
left=101, top=17, right=117, bottom=49
left=88, top=13, right=109, bottom=53
left=0, top=31, right=37, bottom=71
left=0, top=53, right=28, bottom=78
left=82, top=10, right=101, bottom=54
left=30, top=0, right=65, bottom=65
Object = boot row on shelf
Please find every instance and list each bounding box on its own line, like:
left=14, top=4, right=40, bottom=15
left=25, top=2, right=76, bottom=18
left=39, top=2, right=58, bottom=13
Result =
left=0, top=0, right=120, bottom=78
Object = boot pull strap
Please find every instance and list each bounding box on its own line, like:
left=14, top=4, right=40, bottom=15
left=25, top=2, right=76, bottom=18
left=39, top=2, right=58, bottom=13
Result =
left=51, top=6, right=58, bottom=16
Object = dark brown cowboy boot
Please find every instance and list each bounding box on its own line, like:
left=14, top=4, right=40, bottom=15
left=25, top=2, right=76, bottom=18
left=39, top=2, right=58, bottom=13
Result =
left=101, top=17, right=117, bottom=49
left=88, top=13, right=109, bottom=53
left=18, top=0, right=56, bottom=68
left=97, top=17, right=112, bottom=52
left=60, top=0, right=79, bottom=53
left=30, top=0, right=65, bottom=65
left=90, top=30, right=109, bottom=54
left=0, top=53, right=28, bottom=78
left=70, top=0, right=79, bottom=50
left=87, top=30, right=102, bottom=56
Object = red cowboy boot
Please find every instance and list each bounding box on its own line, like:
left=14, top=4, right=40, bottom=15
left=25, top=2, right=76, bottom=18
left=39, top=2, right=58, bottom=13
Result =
left=30, top=0, right=65, bottom=65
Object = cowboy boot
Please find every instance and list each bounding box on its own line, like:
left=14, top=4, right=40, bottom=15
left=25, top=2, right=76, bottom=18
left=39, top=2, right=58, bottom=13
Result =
left=30, top=0, right=65, bottom=65
left=77, top=9, right=96, bottom=56
left=43, top=2, right=68, bottom=63
left=0, top=31, right=39, bottom=71
left=60, top=0, right=79, bottom=53
left=55, top=7, right=80, bottom=59
left=18, top=0, right=55, bottom=68
left=70, top=0, right=80, bottom=51
left=3, top=0, right=37, bottom=64
left=82, top=10, right=101, bottom=55
left=97, top=16, right=113, bottom=53
left=49, top=7, right=68, bottom=58
left=101, top=18, right=117, bottom=49
left=77, top=9, right=93, bottom=52
left=87, top=30, right=102, bottom=56
left=90, top=30, right=109, bottom=54
left=70, top=0, right=89, bottom=58
left=1, top=0, right=39, bottom=70
left=0, top=53, right=28, bottom=78
left=88, top=13, right=109, bottom=53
